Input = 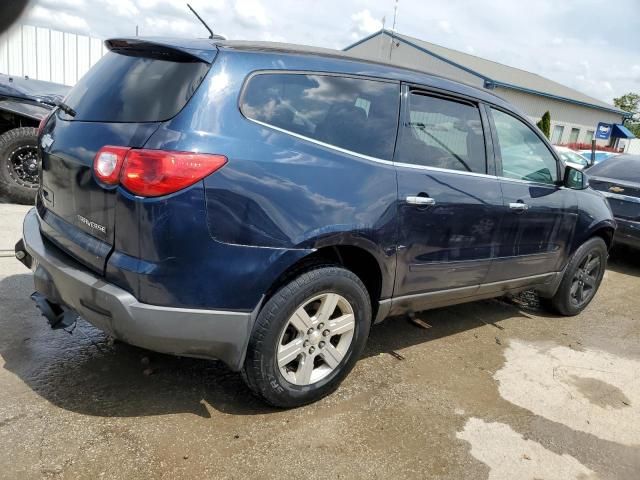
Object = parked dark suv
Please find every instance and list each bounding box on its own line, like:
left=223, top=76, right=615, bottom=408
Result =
left=15, top=38, right=615, bottom=407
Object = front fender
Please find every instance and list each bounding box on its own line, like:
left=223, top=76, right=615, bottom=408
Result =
left=572, top=188, right=616, bottom=254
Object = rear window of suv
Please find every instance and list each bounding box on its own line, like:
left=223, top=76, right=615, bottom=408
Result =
left=240, top=72, right=400, bottom=160
left=60, top=50, right=210, bottom=122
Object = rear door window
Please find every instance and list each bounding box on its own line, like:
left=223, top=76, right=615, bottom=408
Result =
left=61, top=50, right=210, bottom=122
left=240, top=73, right=400, bottom=160
left=395, top=92, right=487, bottom=173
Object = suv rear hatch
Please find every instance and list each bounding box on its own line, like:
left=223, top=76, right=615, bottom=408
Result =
left=38, top=39, right=213, bottom=273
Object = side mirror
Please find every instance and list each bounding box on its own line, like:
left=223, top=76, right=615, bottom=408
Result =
left=563, top=163, right=588, bottom=190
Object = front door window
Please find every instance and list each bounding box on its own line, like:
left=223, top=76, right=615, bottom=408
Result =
left=492, top=109, right=559, bottom=185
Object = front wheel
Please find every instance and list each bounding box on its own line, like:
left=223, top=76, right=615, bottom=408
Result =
left=0, top=127, right=39, bottom=204
left=547, top=237, right=607, bottom=316
left=242, top=266, right=371, bottom=408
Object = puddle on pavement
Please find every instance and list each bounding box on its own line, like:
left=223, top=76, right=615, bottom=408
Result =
left=567, top=376, right=631, bottom=410
left=494, top=340, right=640, bottom=446
left=457, top=418, right=597, bottom=480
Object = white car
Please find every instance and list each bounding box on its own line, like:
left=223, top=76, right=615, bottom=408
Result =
left=555, top=146, right=590, bottom=170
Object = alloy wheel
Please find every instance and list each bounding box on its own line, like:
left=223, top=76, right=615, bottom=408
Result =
left=7, top=145, right=39, bottom=188
left=277, top=293, right=355, bottom=386
left=570, top=250, right=602, bottom=307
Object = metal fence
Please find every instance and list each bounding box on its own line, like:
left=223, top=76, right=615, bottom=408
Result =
left=0, top=24, right=106, bottom=86
left=627, top=138, right=640, bottom=155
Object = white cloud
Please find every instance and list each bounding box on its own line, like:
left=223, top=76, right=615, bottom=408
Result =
left=104, top=0, right=139, bottom=17
left=350, top=9, right=381, bottom=39
left=16, top=0, right=640, bottom=103
left=437, top=20, right=452, bottom=34
left=234, top=0, right=270, bottom=28
left=28, top=5, right=90, bottom=34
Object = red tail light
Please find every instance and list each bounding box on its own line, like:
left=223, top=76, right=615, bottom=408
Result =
left=94, top=146, right=130, bottom=185
left=92, top=146, right=227, bottom=197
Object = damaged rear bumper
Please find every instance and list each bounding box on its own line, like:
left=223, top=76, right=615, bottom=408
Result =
left=15, top=208, right=255, bottom=371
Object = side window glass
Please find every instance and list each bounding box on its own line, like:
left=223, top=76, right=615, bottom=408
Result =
left=240, top=73, right=400, bottom=159
left=395, top=93, right=487, bottom=173
left=491, top=109, right=558, bottom=184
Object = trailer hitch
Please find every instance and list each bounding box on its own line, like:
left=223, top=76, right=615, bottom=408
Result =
left=30, top=292, right=77, bottom=330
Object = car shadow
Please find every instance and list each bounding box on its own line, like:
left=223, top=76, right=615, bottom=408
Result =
left=1, top=271, right=549, bottom=418
left=607, top=245, right=640, bottom=277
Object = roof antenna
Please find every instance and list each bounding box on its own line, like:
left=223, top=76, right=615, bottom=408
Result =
left=187, top=3, right=226, bottom=40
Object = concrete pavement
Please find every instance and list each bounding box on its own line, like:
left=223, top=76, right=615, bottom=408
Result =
left=0, top=203, right=30, bottom=253
left=0, top=201, right=639, bottom=479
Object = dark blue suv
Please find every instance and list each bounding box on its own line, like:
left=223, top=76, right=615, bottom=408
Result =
left=16, top=38, right=615, bottom=407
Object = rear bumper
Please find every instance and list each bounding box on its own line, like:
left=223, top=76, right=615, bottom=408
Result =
left=16, top=208, right=255, bottom=370
left=613, top=217, right=640, bottom=249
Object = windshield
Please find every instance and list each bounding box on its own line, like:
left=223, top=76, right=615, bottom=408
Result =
left=558, top=150, right=589, bottom=167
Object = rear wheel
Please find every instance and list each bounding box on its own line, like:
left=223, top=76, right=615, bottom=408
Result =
left=242, top=266, right=371, bottom=408
left=547, top=237, right=607, bottom=316
left=0, top=127, right=39, bottom=204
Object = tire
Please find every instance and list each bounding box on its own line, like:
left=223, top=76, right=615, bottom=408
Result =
left=242, top=266, right=372, bottom=408
left=547, top=237, right=607, bottom=316
left=0, top=127, right=39, bottom=205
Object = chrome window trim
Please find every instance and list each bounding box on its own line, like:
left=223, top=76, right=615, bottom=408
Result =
left=601, top=191, right=640, bottom=204
left=247, top=116, right=502, bottom=180
left=244, top=117, right=566, bottom=185
left=393, top=161, right=498, bottom=179
left=244, top=117, right=396, bottom=166
left=238, top=70, right=400, bottom=165
left=495, top=175, right=562, bottom=188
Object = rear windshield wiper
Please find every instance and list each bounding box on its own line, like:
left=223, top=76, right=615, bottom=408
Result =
left=55, top=101, right=76, bottom=117
left=0, top=93, right=76, bottom=117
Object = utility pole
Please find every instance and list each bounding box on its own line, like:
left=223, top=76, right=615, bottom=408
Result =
left=135, top=25, right=139, bottom=36
left=389, top=0, right=398, bottom=60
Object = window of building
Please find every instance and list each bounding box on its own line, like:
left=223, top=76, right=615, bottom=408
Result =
left=491, top=108, right=558, bottom=184
left=584, top=130, right=595, bottom=143
left=551, top=125, right=565, bottom=144
left=394, top=93, right=486, bottom=173
left=569, top=127, right=580, bottom=144
left=240, top=73, right=400, bottom=160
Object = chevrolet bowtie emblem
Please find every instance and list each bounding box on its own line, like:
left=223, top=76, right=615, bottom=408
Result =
left=609, top=186, right=625, bottom=193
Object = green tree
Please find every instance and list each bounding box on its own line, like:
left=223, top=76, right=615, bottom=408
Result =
left=536, top=111, right=551, bottom=139
left=613, top=92, right=640, bottom=137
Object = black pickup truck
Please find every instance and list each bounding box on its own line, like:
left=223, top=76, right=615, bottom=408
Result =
left=0, top=74, right=69, bottom=204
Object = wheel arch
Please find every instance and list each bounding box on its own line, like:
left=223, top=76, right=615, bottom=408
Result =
left=261, top=242, right=391, bottom=322
left=591, top=225, right=615, bottom=250
left=0, top=109, right=41, bottom=136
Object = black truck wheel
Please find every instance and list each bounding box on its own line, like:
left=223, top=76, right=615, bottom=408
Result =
left=0, top=127, right=39, bottom=205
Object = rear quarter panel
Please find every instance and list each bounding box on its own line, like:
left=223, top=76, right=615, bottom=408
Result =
left=141, top=50, right=401, bottom=302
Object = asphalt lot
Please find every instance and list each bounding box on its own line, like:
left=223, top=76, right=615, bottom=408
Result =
left=1, top=202, right=639, bottom=479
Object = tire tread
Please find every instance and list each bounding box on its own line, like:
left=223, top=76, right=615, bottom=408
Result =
left=242, top=265, right=371, bottom=407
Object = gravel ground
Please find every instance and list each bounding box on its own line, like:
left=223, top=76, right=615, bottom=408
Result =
left=1, top=204, right=639, bottom=479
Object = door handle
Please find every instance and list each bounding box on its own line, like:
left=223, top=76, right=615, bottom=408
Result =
left=406, top=196, right=436, bottom=206
left=509, top=202, right=528, bottom=211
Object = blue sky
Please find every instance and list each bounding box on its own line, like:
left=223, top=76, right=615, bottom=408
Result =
left=20, top=0, right=640, bottom=103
